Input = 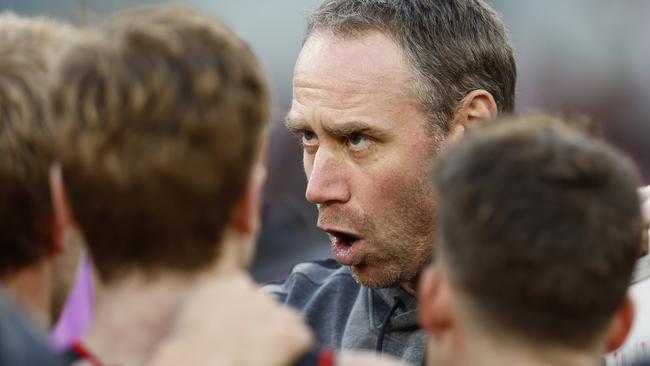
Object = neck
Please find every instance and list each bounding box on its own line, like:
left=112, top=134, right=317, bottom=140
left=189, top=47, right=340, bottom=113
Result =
left=2, top=261, right=52, bottom=328
left=84, top=274, right=188, bottom=366
left=84, top=234, right=252, bottom=366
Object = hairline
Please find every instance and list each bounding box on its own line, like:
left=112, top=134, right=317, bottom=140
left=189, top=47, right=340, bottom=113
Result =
left=303, top=27, right=447, bottom=137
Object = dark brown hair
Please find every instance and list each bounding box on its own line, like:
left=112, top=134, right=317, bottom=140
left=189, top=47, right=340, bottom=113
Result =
left=434, top=116, right=642, bottom=349
left=51, top=5, right=270, bottom=283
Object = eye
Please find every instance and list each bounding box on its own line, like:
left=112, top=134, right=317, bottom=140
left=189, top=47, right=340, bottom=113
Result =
left=347, top=133, right=370, bottom=150
left=301, top=130, right=318, bottom=149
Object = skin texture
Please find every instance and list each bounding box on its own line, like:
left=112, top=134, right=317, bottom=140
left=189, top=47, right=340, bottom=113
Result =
left=287, top=31, right=439, bottom=288
left=149, top=271, right=314, bottom=366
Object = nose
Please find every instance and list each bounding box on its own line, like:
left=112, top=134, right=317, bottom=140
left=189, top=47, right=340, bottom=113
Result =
left=305, top=148, right=350, bottom=205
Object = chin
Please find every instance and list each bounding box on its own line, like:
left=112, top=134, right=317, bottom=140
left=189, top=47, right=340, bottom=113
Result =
left=350, top=262, right=404, bottom=288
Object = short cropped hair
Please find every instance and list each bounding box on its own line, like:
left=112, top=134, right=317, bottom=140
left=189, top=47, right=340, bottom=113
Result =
left=51, top=5, right=270, bottom=283
left=307, top=0, right=516, bottom=131
left=0, top=13, right=77, bottom=277
left=434, top=117, right=642, bottom=349
left=487, top=112, right=603, bottom=139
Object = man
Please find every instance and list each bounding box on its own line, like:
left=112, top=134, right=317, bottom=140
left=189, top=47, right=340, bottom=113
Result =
left=0, top=11, right=84, bottom=329
left=268, top=0, right=516, bottom=363
left=419, top=118, right=642, bottom=366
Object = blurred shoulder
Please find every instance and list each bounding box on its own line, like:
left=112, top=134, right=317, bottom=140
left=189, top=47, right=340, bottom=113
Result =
left=264, top=259, right=359, bottom=303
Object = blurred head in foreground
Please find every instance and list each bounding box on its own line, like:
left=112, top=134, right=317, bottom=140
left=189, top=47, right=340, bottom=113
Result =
left=51, top=4, right=270, bottom=285
left=420, top=116, right=643, bottom=366
left=0, top=11, right=83, bottom=327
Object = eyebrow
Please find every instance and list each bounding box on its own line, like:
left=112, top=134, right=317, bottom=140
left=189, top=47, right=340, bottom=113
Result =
left=285, top=115, right=391, bottom=139
left=323, top=121, right=392, bottom=139
left=284, top=115, right=308, bottom=134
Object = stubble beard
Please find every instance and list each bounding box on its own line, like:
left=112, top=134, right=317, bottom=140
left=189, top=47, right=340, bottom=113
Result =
left=349, top=181, right=436, bottom=289
left=322, top=134, right=441, bottom=289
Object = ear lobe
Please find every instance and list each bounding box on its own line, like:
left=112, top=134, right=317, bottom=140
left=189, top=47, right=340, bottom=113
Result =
left=49, top=163, right=73, bottom=253
left=446, top=124, right=466, bottom=147
left=418, top=266, right=454, bottom=338
left=605, top=295, right=635, bottom=352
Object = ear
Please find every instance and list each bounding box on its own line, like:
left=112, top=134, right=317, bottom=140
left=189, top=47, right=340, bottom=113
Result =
left=231, top=164, right=266, bottom=234
left=605, top=295, right=635, bottom=352
left=49, top=163, right=73, bottom=254
left=231, top=140, right=268, bottom=234
left=418, top=266, right=454, bottom=339
left=447, top=90, right=498, bottom=145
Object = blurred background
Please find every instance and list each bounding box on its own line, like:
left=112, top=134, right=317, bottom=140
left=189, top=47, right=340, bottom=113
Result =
left=2, top=0, right=648, bottom=282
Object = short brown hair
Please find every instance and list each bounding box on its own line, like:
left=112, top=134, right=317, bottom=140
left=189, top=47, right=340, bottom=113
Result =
left=434, top=117, right=642, bottom=349
left=0, top=13, right=77, bottom=277
left=307, top=0, right=516, bottom=132
left=51, top=5, right=270, bottom=283
left=485, top=112, right=604, bottom=139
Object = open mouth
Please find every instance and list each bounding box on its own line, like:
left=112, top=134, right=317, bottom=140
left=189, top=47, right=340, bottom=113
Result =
left=327, top=230, right=363, bottom=266
left=327, top=230, right=360, bottom=246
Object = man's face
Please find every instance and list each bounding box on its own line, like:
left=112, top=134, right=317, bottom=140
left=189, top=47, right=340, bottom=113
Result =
left=287, top=31, right=440, bottom=288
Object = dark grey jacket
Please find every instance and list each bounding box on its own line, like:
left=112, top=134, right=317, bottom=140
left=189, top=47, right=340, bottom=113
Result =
left=265, top=259, right=426, bottom=365
left=0, top=289, right=61, bottom=366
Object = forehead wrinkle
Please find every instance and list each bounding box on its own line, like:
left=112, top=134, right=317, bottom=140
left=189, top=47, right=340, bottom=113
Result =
left=294, top=33, right=415, bottom=102
left=292, top=80, right=412, bottom=114
left=290, top=81, right=423, bottom=138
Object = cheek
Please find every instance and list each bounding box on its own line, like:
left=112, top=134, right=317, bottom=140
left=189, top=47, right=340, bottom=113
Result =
left=375, top=173, right=406, bottom=203
left=302, top=152, right=313, bottom=177
left=364, top=160, right=429, bottom=208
